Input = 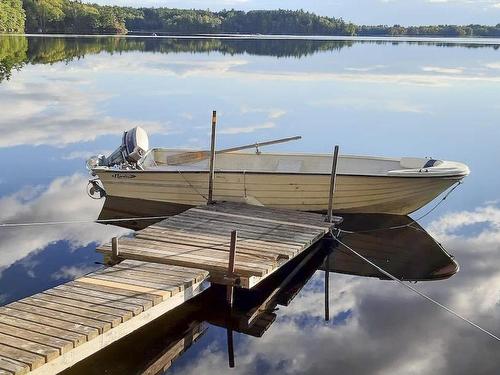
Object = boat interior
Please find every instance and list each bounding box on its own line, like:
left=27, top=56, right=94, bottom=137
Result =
left=138, top=148, right=470, bottom=178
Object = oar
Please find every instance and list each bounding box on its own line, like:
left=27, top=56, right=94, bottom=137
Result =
left=167, top=136, right=302, bottom=165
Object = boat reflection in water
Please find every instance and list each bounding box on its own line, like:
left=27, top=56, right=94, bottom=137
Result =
left=66, top=197, right=458, bottom=374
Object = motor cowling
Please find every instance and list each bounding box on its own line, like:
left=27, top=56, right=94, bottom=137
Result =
left=86, top=126, right=149, bottom=170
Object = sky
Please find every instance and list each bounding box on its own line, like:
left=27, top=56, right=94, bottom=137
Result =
left=88, top=0, right=500, bottom=26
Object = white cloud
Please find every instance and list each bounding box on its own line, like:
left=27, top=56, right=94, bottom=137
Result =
left=62, top=150, right=113, bottom=160
left=0, top=74, right=170, bottom=148
left=485, top=62, right=500, bottom=69
left=240, top=106, right=286, bottom=119
left=51, top=264, right=98, bottom=280
left=0, top=174, right=130, bottom=272
left=218, top=121, right=276, bottom=134
left=422, top=66, right=464, bottom=74
left=311, top=97, right=428, bottom=113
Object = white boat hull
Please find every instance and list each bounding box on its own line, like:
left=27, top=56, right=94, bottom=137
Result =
left=96, top=170, right=462, bottom=215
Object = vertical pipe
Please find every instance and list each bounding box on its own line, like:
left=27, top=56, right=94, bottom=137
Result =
left=208, top=110, right=217, bottom=204
left=325, top=253, right=330, bottom=321
left=327, top=145, right=340, bottom=223
left=226, top=230, right=237, bottom=306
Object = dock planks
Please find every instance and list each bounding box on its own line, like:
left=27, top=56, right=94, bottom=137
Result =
left=97, top=202, right=340, bottom=288
left=0, top=261, right=208, bottom=375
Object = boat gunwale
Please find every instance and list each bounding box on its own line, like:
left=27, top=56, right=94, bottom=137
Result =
left=93, top=169, right=468, bottom=179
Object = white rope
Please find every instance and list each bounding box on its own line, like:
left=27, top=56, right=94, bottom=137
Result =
left=0, top=215, right=171, bottom=228
left=331, top=231, right=500, bottom=342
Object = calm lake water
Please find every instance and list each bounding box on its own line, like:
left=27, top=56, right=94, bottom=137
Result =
left=0, top=35, right=499, bottom=374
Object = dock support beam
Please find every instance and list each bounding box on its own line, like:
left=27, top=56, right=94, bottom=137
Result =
left=326, top=145, right=340, bottom=223
left=208, top=110, right=217, bottom=205
left=111, top=237, right=120, bottom=264
left=226, top=230, right=237, bottom=306
left=324, top=253, right=330, bottom=321
left=226, top=229, right=237, bottom=368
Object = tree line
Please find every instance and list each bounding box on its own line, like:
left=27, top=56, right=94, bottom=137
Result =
left=1, top=2, right=500, bottom=37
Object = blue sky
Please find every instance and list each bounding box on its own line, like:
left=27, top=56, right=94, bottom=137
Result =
left=89, top=0, right=500, bottom=25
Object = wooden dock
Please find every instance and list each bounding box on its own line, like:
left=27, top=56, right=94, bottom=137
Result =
left=0, top=201, right=339, bottom=374
left=0, top=261, right=209, bottom=375
left=97, top=202, right=340, bottom=288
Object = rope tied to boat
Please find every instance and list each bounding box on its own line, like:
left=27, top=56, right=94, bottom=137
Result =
left=330, top=229, right=500, bottom=343
left=176, top=169, right=209, bottom=201
left=338, top=181, right=463, bottom=235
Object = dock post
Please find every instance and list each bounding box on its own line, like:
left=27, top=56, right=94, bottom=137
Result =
left=227, top=329, right=235, bottom=368
left=324, top=253, right=330, bottom=321
left=326, top=145, right=340, bottom=223
left=208, top=110, right=217, bottom=204
left=111, top=237, right=120, bottom=264
left=226, top=230, right=237, bottom=306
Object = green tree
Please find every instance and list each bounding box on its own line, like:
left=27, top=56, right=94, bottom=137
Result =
left=0, top=0, right=26, bottom=32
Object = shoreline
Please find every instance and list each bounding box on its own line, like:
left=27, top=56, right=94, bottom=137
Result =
left=1, top=33, right=500, bottom=44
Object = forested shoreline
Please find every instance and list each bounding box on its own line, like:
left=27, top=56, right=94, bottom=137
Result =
left=1, top=1, right=500, bottom=37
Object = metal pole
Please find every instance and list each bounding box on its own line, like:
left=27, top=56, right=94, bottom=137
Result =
left=326, top=145, right=340, bottom=223
left=226, top=230, right=237, bottom=306
left=207, top=110, right=217, bottom=204
left=325, top=253, right=330, bottom=321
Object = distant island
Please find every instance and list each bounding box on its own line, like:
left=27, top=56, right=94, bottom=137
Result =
left=1, top=1, right=500, bottom=37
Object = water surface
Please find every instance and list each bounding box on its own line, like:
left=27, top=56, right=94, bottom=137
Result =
left=0, top=35, right=499, bottom=374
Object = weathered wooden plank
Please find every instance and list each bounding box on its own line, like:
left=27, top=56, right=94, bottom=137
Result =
left=93, top=264, right=206, bottom=287
left=109, top=263, right=203, bottom=283
left=162, top=215, right=315, bottom=244
left=145, top=224, right=303, bottom=253
left=154, top=223, right=313, bottom=248
left=99, top=249, right=245, bottom=284
left=46, top=287, right=146, bottom=316
left=78, top=275, right=175, bottom=298
left=0, top=315, right=85, bottom=348
left=54, top=284, right=153, bottom=311
left=0, top=307, right=99, bottom=340
left=135, top=232, right=284, bottom=261
left=195, top=205, right=326, bottom=227
left=32, top=293, right=133, bottom=324
left=185, top=209, right=329, bottom=233
left=69, top=281, right=161, bottom=306
left=0, top=333, right=59, bottom=362
left=19, top=298, right=122, bottom=329
left=98, top=245, right=265, bottom=278
left=99, top=241, right=268, bottom=276
left=0, top=322, right=72, bottom=356
left=139, top=227, right=296, bottom=258
left=7, top=303, right=110, bottom=335
left=116, top=260, right=208, bottom=281
left=93, top=266, right=199, bottom=293
left=141, top=228, right=301, bottom=259
left=198, top=202, right=339, bottom=226
left=117, top=238, right=275, bottom=270
left=0, top=344, right=45, bottom=370
left=0, top=355, right=30, bottom=375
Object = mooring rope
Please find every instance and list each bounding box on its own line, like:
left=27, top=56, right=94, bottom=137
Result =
left=176, top=169, right=209, bottom=201
left=331, top=230, right=500, bottom=343
left=338, top=181, right=463, bottom=234
left=0, top=215, right=172, bottom=228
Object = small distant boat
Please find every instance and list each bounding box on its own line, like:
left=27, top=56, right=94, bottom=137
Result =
left=87, top=127, right=469, bottom=215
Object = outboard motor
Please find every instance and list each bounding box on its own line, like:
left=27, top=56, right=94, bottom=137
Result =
left=86, top=126, right=149, bottom=171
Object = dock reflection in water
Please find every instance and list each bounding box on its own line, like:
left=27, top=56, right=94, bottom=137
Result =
left=62, top=197, right=458, bottom=374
